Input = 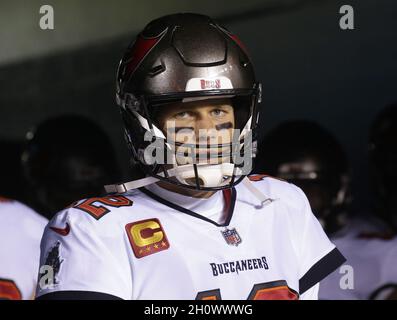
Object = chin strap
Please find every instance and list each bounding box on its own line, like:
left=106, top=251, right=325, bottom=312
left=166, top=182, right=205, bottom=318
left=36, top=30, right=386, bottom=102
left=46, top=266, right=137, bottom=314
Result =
left=241, top=177, right=278, bottom=208
left=104, top=176, right=159, bottom=194
left=104, top=163, right=240, bottom=194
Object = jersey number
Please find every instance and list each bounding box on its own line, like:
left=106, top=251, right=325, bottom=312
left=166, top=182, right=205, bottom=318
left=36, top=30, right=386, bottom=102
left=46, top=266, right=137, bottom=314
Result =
left=0, top=279, right=22, bottom=300
left=74, top=196, right=133, bottom=220
left=196, top=280, right=299, bottom=300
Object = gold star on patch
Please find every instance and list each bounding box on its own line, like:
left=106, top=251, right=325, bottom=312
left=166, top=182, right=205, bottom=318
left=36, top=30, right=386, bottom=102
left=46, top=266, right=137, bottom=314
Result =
left=146, top=246, right=151, bottom=252
left=154, top=244, right=159, bottom=249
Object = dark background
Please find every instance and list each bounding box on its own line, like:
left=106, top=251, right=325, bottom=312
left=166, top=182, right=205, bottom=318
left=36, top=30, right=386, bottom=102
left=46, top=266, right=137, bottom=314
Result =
left=0, top=0, right=396, bottom=214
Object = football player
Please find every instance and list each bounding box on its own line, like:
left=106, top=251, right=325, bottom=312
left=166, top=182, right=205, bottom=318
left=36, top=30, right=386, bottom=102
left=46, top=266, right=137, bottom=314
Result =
left=0, top=197, right=47, bottom=299
left=254, top=120, right=351, bottom=235
left=21, top=115, right=121, bottom=220
left=369, top=103, right=397, bottom=234
left=255, top=120, right=397, bottom=299
left=36, top=13, right=345, bottom=300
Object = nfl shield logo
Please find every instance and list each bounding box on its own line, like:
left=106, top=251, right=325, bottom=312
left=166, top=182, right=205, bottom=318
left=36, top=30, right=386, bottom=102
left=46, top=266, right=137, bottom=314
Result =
left=221, top=228, right=242, bottom=246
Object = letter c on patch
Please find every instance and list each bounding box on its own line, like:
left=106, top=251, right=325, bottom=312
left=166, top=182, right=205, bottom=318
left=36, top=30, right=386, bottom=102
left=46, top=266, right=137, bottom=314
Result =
left=130, top=220, right=163, bottom=246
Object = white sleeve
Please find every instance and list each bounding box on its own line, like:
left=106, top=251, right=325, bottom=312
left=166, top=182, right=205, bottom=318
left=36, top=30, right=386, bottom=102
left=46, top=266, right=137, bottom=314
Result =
left=292, top=186, right=346, bottom=297
left=0, top=200, right=47, bottom=300
left=35, top=208, right=132, bottom=300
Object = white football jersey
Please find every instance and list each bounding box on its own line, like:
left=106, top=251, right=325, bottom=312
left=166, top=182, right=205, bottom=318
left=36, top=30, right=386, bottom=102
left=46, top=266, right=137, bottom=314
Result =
left=0, top=197, right=48, bottom=300
left=36, top=175, right=344, bottom=300
left=319, top=233, right=397, bottom=300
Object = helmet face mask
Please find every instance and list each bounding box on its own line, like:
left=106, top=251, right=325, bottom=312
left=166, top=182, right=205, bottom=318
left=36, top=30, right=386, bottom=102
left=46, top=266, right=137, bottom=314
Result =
left=120, top=92, right=259, bottom=191
left=116, top=13, right=261, bottom=191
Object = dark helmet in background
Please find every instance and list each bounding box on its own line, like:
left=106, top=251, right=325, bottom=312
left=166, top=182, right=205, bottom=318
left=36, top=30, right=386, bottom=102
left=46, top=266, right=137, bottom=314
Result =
left=116, top=13, right=261, bottom=191
left=21, top=115, right=120, bottom=219
left=369, top=103, right=397, bottom=231
left=255, top=120, right=351, bottom=234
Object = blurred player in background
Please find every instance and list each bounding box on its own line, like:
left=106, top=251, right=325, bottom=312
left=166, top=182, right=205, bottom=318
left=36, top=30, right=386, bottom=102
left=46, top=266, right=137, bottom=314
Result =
left=0, top=140, right=25, bottom=202
left=255, top=120, right=397, bottom=299
left=21, top=115, right=121, bottom=220
left=254, top=120, right=351, bottom=235
left=368, top=103, right=397, bottom=235
left=0, top=197, right=47, bottom=300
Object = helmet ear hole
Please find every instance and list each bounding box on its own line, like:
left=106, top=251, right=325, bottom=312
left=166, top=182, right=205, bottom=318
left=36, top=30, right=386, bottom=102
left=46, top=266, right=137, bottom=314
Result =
left=149, top=104, right=167, bottom=131
left=232, top=96, right=252, bottom=130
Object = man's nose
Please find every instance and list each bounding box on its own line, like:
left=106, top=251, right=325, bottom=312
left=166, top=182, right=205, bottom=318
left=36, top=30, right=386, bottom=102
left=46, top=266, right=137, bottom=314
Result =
left=195, top=116, right=216, bottom=140
left=195, top=113, right=214, bottom=130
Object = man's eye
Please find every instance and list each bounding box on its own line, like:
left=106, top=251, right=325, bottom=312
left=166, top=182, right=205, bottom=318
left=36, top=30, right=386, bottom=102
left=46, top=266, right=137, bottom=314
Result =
left=211, top=109, right=226, bottom=117
left=175, top=111, right=191, bottom=119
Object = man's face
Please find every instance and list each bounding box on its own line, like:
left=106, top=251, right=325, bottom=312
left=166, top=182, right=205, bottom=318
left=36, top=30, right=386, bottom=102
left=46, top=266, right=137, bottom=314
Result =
left=155, top=98, right=235, bottom=165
